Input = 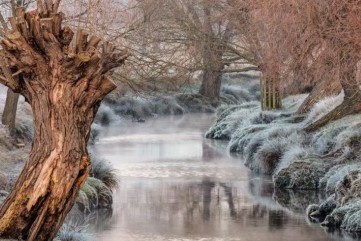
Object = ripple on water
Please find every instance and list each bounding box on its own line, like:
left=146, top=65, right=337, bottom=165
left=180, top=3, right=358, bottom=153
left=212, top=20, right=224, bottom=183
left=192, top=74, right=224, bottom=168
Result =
left=98, top=234, right=245, bottom=241
left=115, top=160, right=248, bottom=180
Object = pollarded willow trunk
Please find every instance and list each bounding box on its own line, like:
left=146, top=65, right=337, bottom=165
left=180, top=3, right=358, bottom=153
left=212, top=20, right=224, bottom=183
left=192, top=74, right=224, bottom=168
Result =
left=198, top=7, right=225, bottom=100
left=0, top=88, right=95, bottom=240
left=0, top=1, right=128, bottom=240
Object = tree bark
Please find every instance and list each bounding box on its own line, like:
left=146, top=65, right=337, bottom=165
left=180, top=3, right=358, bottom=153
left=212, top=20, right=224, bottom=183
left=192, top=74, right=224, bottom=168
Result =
left=2, top=88, right=19, bottom=135
left=260, top=64, right=282, bottom=110
left=305, top=51, right=360, bottom=131
left=297, top=77, right=342, bottom=114
left=0, top=87, right=95, bottom=240
left=305, top=92, right=361, bottom=132
left=0, top=2, right=128, bottom=240
left=199, top=68, right=223, bottom=99
left=198, top=3, right=226, bottom=100
left=198, top=40, right=224, bottom=99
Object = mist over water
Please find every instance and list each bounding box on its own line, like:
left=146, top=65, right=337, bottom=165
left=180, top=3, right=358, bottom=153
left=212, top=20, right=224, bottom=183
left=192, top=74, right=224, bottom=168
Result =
left=89, top=114, right=359, bottom=241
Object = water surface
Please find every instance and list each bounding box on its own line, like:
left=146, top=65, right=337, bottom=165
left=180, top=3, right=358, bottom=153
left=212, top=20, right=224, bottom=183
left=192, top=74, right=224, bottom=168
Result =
left=90, top=114, right=359, bottom=241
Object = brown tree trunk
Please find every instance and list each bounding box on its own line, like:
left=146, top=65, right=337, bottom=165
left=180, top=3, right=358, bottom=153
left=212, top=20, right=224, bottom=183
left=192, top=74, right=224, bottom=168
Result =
left=2, top=88, right=19, bottom=135
left=260, top=64, right=282, bottom=110
left=0, top=87, right=95, bottom=240
left=198, top=41, right=224, bottom=99
left=305, top=92, right=361, bottom=132
left=305, top=51, right=360, bottom=132
left=198, top=4, right=225, bottom=100
left=297, top=52, right=342, bottom=114
left=199, top=68, right=222, bottom=99
left=297, top=77, right=342, bottom=114
left=261, top=78, right=282, bottom=110
left=0, top=2, right=128, bottom=240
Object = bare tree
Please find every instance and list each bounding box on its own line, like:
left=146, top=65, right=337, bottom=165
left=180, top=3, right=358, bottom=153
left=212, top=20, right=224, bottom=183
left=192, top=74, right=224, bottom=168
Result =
left=121, top=0, right=259, bottom=99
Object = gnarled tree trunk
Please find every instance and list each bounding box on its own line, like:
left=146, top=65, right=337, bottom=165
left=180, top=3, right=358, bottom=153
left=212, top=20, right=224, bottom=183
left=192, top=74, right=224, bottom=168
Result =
left=0, top=1, right=128, bottom=240
left=297, top=53, right=342, bottom=114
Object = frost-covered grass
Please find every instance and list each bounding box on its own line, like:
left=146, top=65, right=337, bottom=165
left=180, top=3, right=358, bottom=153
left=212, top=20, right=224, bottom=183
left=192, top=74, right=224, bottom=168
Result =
left=90, top=157, right=118, bottom=190
left=207, top=90, right=361, bottom=178
left=57, top=219, right=92, bottom=241
left=76, top=157, right=118, bottom=213
left=302, top=93, right=344, bottom=126
left=206, top=102, right=261, bottom=140
left=206, top=89, right=361, bottom=233
left=210, top=99, right=308, bottom=175
left=320, top=164, right=361, bottom=194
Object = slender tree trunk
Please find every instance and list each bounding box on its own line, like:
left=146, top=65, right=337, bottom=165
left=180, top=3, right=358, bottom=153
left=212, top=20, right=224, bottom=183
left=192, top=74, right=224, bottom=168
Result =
left=2, top=88, right=19, bottom=135
left=0, top=2, right=128, bottom=240
left=261, top=72, right=282, bottom=110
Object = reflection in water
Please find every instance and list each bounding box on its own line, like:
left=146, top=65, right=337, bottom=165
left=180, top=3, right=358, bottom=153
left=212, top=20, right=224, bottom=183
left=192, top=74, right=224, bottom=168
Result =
left=88, top=114, right=358, bottom=241
left=273, top=189, right=325, bottom=214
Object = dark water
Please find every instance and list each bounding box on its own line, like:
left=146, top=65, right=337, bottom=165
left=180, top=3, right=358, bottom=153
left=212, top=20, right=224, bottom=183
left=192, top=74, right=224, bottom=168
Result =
left=90, top=114, right=359, bottom=241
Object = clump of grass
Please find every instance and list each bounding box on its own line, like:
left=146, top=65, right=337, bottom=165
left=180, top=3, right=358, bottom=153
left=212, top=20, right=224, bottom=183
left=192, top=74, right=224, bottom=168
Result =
left=76, top=157, right=118, bottom=213
left=90, top=157, right=118, bottom=190
left=57, top=219, right=92, bottom=241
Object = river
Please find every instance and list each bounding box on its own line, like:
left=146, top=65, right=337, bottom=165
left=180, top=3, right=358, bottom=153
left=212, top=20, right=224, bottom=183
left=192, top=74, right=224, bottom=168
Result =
left=89, top=114, right=359, bottom=241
